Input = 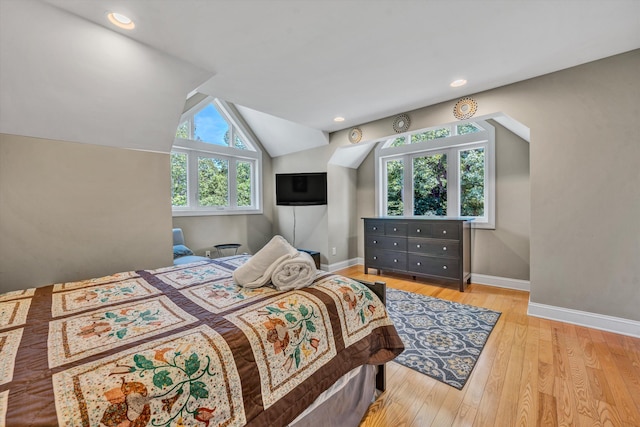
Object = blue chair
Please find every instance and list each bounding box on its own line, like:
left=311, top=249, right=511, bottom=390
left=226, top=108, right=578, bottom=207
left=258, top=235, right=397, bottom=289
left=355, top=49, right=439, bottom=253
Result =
left=172, top=228, right=209, bottom=265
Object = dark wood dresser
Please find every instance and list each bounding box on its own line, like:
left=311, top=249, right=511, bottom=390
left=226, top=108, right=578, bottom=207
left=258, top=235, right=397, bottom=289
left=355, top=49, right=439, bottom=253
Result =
left=363, top=217, right=471, bottom=291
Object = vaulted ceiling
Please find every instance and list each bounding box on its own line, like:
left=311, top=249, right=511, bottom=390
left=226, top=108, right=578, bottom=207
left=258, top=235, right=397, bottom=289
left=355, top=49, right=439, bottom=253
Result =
left=1, top=0, right=639, bottom=156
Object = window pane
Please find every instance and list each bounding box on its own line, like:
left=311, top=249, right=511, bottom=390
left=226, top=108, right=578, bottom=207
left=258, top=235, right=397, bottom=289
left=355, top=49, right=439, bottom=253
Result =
left=385, top=159, right=404, bottom=216
left=171, top=153, right=188, bottom=207
left=176, top=121, right=189, bottom=139
left=460, top=148, right=485, bottom=216
left=194, top=103, right=229, bottom=146
left=456, top=123, right=481, bottom=135
left=411, top=127, right=450, bottom=143
left=390, top=136, right=406, bottom=147
left=413, top=153, right=447, bottom=216
left=198, top=157, right=229, bottom=206
left=237, top=161, right=252, bottom=207
left=234, top=135, right=248, bottom=150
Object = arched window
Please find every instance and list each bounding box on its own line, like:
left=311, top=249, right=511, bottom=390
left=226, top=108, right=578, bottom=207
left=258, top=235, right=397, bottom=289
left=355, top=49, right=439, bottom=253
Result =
left=375, top=120, right=495, bottom=228
left=171, top=97, right=262, bottom=215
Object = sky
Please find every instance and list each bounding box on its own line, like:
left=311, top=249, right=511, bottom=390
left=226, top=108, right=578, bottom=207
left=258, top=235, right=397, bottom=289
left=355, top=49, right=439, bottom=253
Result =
left=194, top=103, right=228, bottom=146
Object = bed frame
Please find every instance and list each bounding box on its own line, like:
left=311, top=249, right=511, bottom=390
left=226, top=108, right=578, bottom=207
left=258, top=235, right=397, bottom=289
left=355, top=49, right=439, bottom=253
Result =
left=354, top=278, right=387, bottom=392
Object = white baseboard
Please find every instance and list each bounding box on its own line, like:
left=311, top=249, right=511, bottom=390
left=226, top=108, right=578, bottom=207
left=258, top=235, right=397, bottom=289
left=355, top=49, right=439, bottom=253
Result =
left=528, top=302, right=640, bottom=338
left=471, top=273, right=530, bottom=292
left=325, top=258, right=362, bottom=272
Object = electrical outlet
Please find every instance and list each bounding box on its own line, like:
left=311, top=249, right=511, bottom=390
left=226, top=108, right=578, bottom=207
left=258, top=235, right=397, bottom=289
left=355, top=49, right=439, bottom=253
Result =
left=331, top=247, right=337, bottom=256
left=205, top=250, right=211, bottom=258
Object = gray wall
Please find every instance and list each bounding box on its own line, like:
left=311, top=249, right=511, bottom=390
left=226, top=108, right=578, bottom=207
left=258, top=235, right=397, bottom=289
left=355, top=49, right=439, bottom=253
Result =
left=473, top=120, right=530, bottom=280
left=271, top=145, right=331, bottom=263
left=327, top=164, right=359, bottom=267
left=522, top=51, right=639, bottom=320
left=0, top=134, right=173, bottom=292
left=172, top=214, right=274, bottom=258
left=0, top=133, right=276, bottom=293
left=270, top=135, right=360, bottom=268
left=348, top=49, right=639, bottom=321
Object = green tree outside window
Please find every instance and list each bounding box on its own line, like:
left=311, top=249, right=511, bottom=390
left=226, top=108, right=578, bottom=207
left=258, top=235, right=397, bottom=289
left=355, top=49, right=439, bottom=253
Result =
left=171, top=153, right=188, bottom=206
left=386, top=159, right=404, bottom=216
left=413, top=153, right=447, bottom=216
left=198, top=157, right=229, bottom=206
left=237, top=161, right=252, bottom=207
left=460, top=148, right=485, bottom=216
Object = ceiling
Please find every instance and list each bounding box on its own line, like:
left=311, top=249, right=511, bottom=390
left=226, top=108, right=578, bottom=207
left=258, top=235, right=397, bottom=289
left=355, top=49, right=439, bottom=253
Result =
left=2, top=0, right=639, bottom=156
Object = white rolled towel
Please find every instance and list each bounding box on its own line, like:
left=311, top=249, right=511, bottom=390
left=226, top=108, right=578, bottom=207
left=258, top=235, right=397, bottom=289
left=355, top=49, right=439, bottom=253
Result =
left=233, top=235, right=298, bottom=288
left=271, top=251, right=318, bottom=291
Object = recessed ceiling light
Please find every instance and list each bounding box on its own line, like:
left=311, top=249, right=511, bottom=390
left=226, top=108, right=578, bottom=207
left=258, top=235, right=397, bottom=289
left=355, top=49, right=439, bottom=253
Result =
left=450, top=79, right=467, bottom=88
left=334, top=116, right=345, bottom=122
left=108, top=12, right=135, bottom=30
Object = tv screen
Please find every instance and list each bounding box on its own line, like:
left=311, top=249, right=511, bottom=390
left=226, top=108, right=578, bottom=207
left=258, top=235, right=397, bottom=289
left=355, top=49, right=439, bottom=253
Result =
left=276, top=172, right=327, bottom=206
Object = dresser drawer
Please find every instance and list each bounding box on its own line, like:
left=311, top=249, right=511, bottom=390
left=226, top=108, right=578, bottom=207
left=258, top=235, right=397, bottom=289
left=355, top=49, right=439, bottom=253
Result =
left=431, top=223, right=459, bottom=240
left=366, top=235, right=407, bottom=251
left=385, top=222, right=407, bottom=237
left=366, top=248, right=407, bottom=270
left=408, top=254, right=459, bottom=279
left=365, top=220, right=385, bottom=235
left=407, top=222, right=431, bottom=237
left=408, top=238, right=459, bottom=258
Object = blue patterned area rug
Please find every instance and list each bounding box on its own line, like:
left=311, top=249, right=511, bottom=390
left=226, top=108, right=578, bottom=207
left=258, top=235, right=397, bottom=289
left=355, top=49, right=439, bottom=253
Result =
left=386, top=288, right=501, bottom=389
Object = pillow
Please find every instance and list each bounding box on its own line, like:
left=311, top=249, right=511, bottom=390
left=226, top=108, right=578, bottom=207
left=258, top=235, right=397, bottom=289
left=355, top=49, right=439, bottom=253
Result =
left=173, top=244, right=194, bottom=259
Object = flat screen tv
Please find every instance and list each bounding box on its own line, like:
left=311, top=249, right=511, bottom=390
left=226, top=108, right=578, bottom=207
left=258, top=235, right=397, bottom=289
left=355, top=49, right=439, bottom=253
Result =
left=276, top=172, right=327, bottom=206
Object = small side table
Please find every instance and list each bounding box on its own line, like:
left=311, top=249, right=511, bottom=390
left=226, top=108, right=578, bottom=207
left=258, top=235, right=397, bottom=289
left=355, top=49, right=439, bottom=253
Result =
left=298, top=249, right=321, bottom=269
left=214, top=243, right=241, bottom=257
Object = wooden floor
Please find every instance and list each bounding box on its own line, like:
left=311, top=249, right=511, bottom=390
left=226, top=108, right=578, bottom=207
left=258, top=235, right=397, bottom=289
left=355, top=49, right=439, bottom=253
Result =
left=333, top=266, right=640, bottom=427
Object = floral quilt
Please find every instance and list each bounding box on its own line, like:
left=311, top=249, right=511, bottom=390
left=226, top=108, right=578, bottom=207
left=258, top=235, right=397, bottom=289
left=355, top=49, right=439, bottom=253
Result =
left=0, top=255, right=404, bottom=426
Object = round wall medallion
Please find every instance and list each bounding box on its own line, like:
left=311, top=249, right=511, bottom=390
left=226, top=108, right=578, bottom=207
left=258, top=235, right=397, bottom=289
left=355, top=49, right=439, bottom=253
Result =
left=348, top=127, right=362, bottom=143
left=392, top=113, right=411, bottom=133
left=453, top=97, right=478, bottom=120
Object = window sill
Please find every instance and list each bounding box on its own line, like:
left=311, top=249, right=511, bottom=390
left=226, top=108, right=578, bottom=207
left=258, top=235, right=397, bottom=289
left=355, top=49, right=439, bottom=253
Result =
left=470, top=220, right=495, bottom=230
left=172, top=208, right=263, bottom=217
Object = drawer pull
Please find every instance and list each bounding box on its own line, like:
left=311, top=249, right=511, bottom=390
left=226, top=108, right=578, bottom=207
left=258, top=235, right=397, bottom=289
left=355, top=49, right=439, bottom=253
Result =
left=373, top=256, right=377, bottom=260
left=417, top=262, right=421, bottom=266
left=416, top=228, right=421, bottom=233
left=442, top=230, right=447, bottom=235
left=416, top=244, right=421, bottom=248
left=443, top=265, right=448, bottom=270
left=393, top=259, right=398, bottom=263
left=443, top=246, right=447, bottom=251
left=373, top=226, right=377, bottom=230
left=393, top=242, right=398, bottom=246
left=393, top=227, right=397, bottom=231
left=373, top=240, right=377, bottom=244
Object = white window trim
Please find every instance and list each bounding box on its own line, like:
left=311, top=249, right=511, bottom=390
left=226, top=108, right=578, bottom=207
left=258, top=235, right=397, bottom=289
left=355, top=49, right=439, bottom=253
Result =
left=375, top=120, right=495, bottom=229
left=172, top=96, right=263, bottom=216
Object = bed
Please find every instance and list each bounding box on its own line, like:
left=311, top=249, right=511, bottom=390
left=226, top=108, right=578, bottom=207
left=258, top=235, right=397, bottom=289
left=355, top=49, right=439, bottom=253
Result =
left=0, top=255, right=404, bottom=426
